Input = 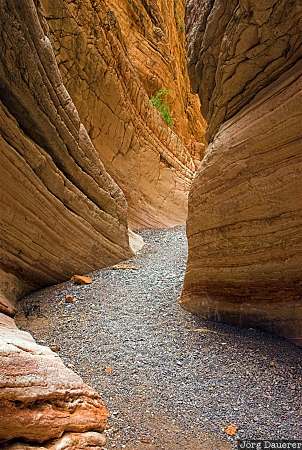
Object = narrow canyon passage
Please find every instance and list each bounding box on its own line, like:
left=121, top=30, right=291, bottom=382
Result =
left=17, top=228, right=301, bottom=450
left=1, top=1, right=302, bottom=447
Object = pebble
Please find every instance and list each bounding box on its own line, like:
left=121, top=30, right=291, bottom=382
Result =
left=65, top=294, right=76, bottom=303
left=49, top=344, right=60, bottom=352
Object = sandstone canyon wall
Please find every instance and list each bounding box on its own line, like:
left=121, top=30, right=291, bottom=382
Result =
left=181, top=0, right=302, bottom=345
left=41, top=0, right=205, bottom=229
left=0, top=0, right=135, bottom=305
left=108, top=0, right=205, bottom=155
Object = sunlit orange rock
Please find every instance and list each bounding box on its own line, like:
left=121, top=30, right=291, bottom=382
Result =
left=41, top=0, right=205, bottom=229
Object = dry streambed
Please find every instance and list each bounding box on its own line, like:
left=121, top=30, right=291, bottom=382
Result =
left=17, top=227, right=302, bottom=449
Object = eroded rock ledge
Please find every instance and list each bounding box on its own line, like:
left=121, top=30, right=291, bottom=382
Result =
left=181, top=0, right=302, bottom=345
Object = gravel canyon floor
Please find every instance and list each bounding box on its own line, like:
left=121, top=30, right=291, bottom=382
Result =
left=17, top=227, right=302, bottom=449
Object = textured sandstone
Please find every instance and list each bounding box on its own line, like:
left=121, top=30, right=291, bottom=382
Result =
left=109, top=0, right=205, bottom=152
left=0, top=0, right=134, bottom=302
left=181, top=0, right=302, bottom=344
left=0, top=313, right=108, bottom=446
left=186, top=0, right=302, bottom=141
left=41, top=0, right=205, bottom=229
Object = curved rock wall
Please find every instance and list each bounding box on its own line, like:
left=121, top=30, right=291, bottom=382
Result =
left=108, top=0, right=205, bottom=154
left=0, top=0, right=134, bottom=303
left=181, top=0, right=302, bottom=345
left=186, top=0, right=302, bottom=141
left=41, top=0, right=205, bottom=229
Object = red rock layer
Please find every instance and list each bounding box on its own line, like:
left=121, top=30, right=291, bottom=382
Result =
left=41, top=0, right=205, bottom=229
left=0, top=313, right=108, bottom=448
left=181, top=0, right=302, bottom=345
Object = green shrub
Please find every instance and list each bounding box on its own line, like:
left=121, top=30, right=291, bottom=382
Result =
left=176, top=16, right=185, bottom=33
left=150, top=88, right=173, bottom=127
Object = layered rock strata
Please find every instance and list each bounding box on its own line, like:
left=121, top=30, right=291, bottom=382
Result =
left=181, top=0, right=302, bottom=344
left=41, top=0, right=205, bottom=229
left=0, top=313, right=108, bottom=448
left=0, top=0, right=134, bottom=302
left=108, top=0, right=205, bottom=155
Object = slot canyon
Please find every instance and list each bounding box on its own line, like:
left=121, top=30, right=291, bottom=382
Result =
left=0, top=1, right=301, bottom=449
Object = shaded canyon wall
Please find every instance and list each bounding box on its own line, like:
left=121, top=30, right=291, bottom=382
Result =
left=0, top=0, right=135, bottom=304
left=181, top=0, right=302, bottom=345
left=0, top=0, right=121, bottom=446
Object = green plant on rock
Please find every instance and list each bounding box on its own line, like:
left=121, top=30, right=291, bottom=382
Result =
left=176, top=15, right=185, bottom=33
left=150, top=88, right=173, bottom=127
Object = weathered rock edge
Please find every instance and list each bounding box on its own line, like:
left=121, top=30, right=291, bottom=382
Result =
left=0, top=313, right=108, bottom=447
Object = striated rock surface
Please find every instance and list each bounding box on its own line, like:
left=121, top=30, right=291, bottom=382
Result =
left=0, top=0, right=134, bottom=302
left=41, top=0, right=205, bottom=229
left=181, top=0, right=302, bottom=344
left=0, top=313, right=108, bottom=447
left=108, top=0, right=205, bottom=154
